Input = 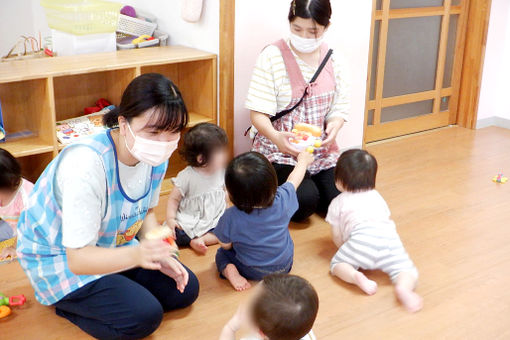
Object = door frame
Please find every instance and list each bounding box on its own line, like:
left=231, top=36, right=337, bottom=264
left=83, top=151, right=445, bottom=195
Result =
left=219, top=0, right=235, bottom=156
left=363, top=0, right=493, bottom=144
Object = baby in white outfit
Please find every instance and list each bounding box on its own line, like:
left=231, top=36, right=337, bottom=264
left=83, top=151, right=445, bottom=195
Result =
left=167, top=123, right=228, bottom=254
left=326, top=149, right=422, bottom=312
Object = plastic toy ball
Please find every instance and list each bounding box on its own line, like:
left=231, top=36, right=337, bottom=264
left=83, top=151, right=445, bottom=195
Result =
left=290, top=123, right=322, bottom=152
left=0, top=306, right=11, bottom=319
left=492, top=173, right=508, bottom=184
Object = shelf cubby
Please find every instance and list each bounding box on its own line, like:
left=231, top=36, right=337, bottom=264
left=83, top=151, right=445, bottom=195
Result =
left=0, top=46, right=218, bottom=196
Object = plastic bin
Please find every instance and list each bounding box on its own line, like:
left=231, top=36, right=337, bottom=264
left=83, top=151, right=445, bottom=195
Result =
left=52, top=29, right=116, bottom=56
left=117, top=14, right=157, bottom=36
left=41, top=0, right=122, bottom=35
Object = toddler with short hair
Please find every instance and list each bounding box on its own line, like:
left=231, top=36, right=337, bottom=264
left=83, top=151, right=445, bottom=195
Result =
left=327, top=149, right=423, bottom=312
left=220, top=273, right=318, bottom=340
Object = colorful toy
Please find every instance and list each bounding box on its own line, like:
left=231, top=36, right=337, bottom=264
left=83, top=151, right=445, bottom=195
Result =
left=146, top=226, right=180, bottom=258
left=492, top=173, right=508, bottom=184
left=0, top=293, right=26, bottom=319
left=290, top=123, right=322, bottom=153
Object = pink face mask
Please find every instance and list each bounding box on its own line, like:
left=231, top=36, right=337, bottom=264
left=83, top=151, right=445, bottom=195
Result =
left=125, top=123, right=179, bottom=166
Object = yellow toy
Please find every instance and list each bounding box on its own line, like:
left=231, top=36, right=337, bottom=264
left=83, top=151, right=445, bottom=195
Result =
left=492, top=173, right=508, bottom=184
left=146, top=225, right=180, bottom=258
left=290, top=123, right=322, bottom=153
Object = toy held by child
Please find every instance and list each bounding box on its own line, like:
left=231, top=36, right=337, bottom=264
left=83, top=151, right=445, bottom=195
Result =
left=167, top=123, right=229, bottom=254
left=326, top=149, right=422, bottom=312
left=213, top=150, right=314, bottom=291
left=220, top=274, right=318, bottom=340
left=0, top=149, right=34, bottom=261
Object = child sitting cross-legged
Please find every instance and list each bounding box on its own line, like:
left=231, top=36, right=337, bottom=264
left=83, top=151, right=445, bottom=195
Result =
left=220, top=274, right=318, bottom=340
left=327, top=149, right=423, bottom=312
left=166, top=123, right=229, bottom=254
left=214, top=150, right=314, bottom=291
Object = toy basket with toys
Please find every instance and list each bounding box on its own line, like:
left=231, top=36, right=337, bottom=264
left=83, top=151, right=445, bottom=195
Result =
left=290, top=123, right=323, bottom=153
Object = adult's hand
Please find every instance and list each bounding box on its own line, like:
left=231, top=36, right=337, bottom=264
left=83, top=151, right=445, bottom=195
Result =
left=271, top=131, right=301, bottom=157
left=159, top=257, right=189, bottom=293
left=322, top=117, right=345, bottom=146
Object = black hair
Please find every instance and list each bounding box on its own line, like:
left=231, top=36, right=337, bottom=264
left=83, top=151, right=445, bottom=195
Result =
left=288, top=0, right=332, bottom=27
left=0, top=148, right=22, bottom=192
left=253, top=274, right=319, bottom=340
left=180, top=123, right=228, bottom=167
left=225, top=152, right=278, bottom=214
left=335, top=149, right=378, bottom=192
left=103, top=73, right=188, bottom=132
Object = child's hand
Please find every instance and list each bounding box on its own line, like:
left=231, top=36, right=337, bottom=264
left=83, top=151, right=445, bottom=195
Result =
left=0, top=246, right=16, bottom=260
left=137, top=239, right=173, bottom=270
left=227, top=304, right=247, bottom=333
left=159, top=257, right=189, bottom=293
left=297, top=149, right=314, bottom=166
left=166, top=218, right=179, bottom=238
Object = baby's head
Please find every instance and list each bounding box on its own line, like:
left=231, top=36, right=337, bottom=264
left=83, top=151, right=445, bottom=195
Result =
left=180, top=123, right=228, bottom=172
left=0, top=148, right=22, bottom=207
left=225, top=152, right=277, bottom=214
left=249, top=274, right=319, bottom=340
left=335, top=149, right=378, bottom=193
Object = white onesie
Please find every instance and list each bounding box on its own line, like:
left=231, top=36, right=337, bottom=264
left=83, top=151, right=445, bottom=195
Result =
left=326, top=190, right=418, bottom=282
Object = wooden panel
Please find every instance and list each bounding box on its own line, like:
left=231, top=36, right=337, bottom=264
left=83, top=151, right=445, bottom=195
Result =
left=365, top=111, right=450, bottom=142
left=433, top=0, right=452, bottom=115
left=373, top=0, right=391, bottom=125
left=220, top=0, right=235, bottom=155
left=363, top=0, right=379, bottom=147
left=0, top=46, right=216, bottom=83
left=367, top=88, right=453, bottom=110
left=457, top=0, right=492, bottom=128
left=53, top=68, right=137, bottom=121
left=16, top=152, right=53, bottom=183
left=374, top=5, right=462, bottom=19
left=178, top=59, right=216, bottom=121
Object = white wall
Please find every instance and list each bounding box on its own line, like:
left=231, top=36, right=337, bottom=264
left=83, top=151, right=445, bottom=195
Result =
left=477, top=0, right=510, bottom=126
left=233, top=1, right=372, bottom=154
left=0, top=1, right=37, bottom=57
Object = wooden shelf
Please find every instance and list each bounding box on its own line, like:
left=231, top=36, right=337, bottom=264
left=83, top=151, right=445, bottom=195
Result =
left=0, top=46, right=216, bottom=83
left=0, top=46, right=217, bottom=196
left=1, top=137, right=54, bottom=157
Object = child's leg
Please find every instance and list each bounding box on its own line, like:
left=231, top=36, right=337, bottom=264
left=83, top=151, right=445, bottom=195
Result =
left=215, top=248, right=251, bottom=291
left=394, top=271, right=422, bottom=313
left=331, top=262, right=378, bottom=295
left=190, top=232, right=219, bottom=255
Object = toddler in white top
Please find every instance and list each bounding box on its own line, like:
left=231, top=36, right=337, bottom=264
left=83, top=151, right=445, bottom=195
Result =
left=166, top=123, right=228, bottom=254
left=326, top=149, right=423, bottom=312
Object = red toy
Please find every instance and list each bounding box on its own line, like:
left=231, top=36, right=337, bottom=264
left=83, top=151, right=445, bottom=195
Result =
left=0, top=293, right=26, bottom=319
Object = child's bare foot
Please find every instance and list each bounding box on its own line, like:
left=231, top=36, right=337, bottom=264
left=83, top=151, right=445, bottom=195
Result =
left=395, top=286, right=423, bottom=312
left=223, top=264, right=251, bottom=291
left=190, top=238, right=208, bottom=255
left=354, top=271, right=378, bottom=295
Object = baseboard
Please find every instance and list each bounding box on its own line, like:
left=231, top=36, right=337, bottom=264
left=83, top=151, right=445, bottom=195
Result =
left=476, top=116, right=510, bottom=129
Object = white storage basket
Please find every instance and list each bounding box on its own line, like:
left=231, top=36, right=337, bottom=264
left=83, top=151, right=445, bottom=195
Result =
left=117, top=14, right=157, bottom=36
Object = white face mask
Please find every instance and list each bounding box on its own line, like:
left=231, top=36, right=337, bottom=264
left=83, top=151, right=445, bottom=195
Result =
left=125, top=123, right=179, bottom=166
left=289, top=32, right=324, bottom=53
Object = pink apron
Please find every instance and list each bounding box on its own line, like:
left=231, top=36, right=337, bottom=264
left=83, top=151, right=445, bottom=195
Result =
left=252, top=39, right=340, bottom=175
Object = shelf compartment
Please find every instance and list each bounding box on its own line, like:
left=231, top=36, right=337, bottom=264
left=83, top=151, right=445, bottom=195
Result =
left=53, top=68, right=137, bottom=122
left=17, top=151, right=54, bottom=183
left=141, top=59, right=217, bottom=124
left=0, top=78, right=55, bottom=156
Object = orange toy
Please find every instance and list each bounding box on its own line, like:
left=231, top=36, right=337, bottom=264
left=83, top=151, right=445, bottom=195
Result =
left=146, top=226, right=180, bottom=258
left=290, top=123, right=322, bottom=153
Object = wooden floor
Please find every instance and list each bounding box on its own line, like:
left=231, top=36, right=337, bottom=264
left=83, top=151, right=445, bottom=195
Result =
left=1, top=126, right=509, bottom=339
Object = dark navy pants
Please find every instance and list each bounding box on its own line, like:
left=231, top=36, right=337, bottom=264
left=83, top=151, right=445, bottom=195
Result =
left=54, top=265, right=199, bottom=340
left=216, top=247, right=292, bottom=281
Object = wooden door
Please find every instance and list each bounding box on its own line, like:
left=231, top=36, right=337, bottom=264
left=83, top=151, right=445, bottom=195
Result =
left=364, top=0, right=469, bottom=142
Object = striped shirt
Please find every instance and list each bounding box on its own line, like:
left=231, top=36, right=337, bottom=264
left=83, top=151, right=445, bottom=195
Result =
left=246, top=40, right=350, bottom=121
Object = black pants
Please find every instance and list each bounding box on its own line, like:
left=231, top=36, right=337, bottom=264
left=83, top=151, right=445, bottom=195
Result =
left=54, top=266, right=199, bottom=340
left=272, top=163, right=340, bottom=221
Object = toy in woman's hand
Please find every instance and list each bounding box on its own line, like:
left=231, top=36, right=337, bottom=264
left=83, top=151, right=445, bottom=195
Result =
left=492, top=173, right=508, bottom=184
left=146, top=226, right=180, bottom=258
left=0, top=293, right=26, bottom=319
left=290, top=123, right=322, bottom=153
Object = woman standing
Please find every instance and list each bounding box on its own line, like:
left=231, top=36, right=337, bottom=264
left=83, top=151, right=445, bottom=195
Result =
left=17, top=74, right=199, bottom=339
left=247, top=0, right=350, bottom=221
